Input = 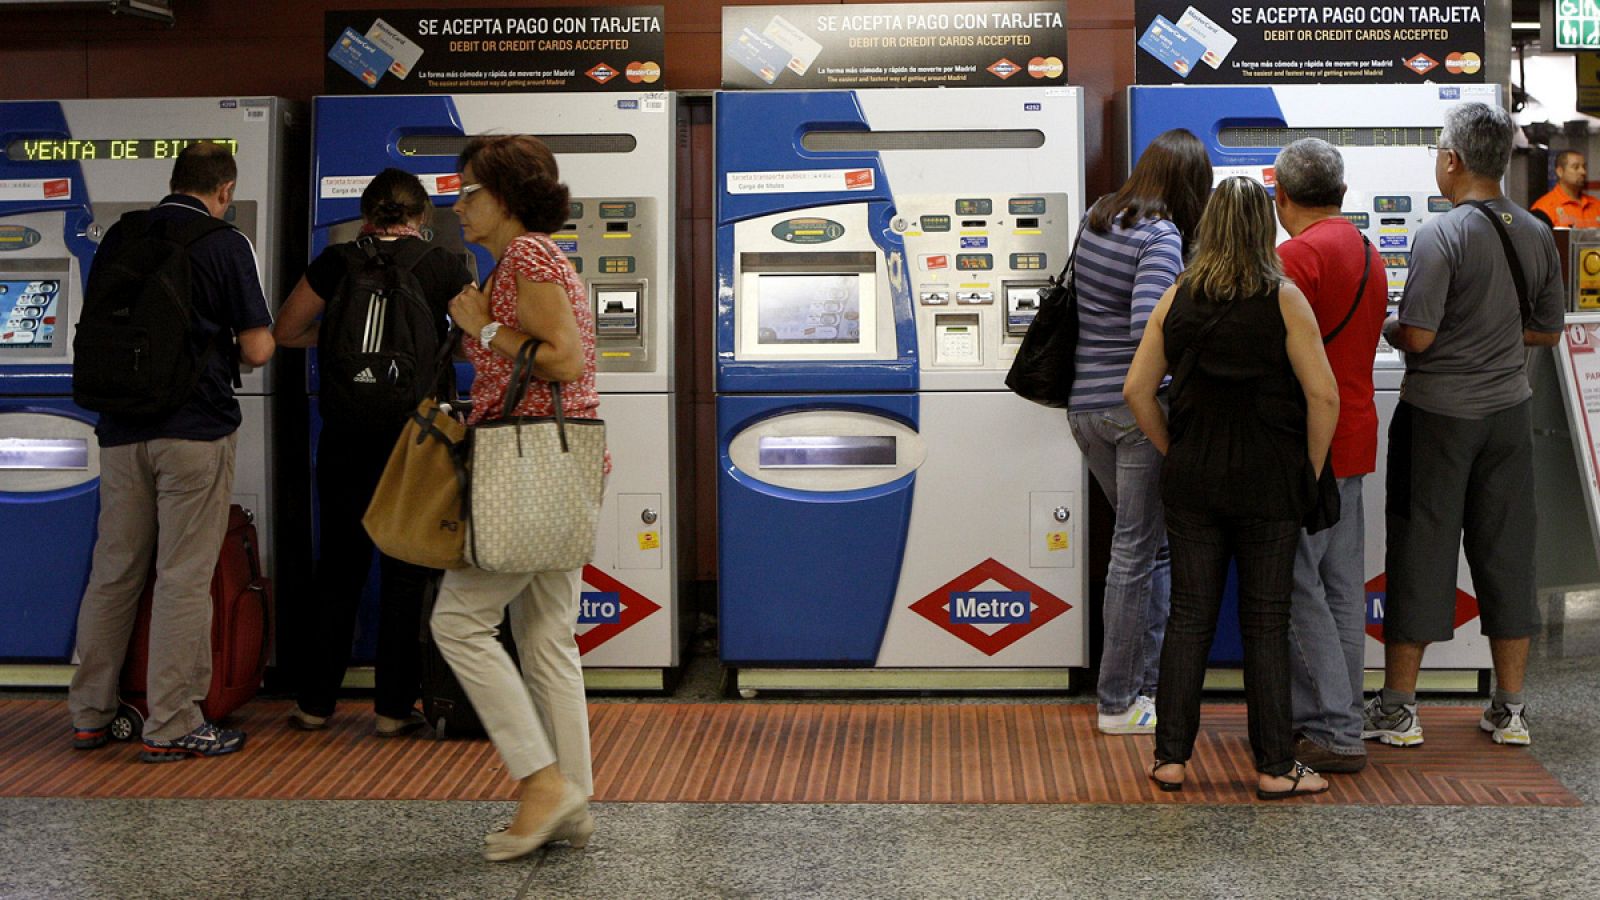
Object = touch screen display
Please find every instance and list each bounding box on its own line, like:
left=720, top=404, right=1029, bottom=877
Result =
left=755, top=274, right=862, bottom=345
left=0, top=280, right=60, bottom=349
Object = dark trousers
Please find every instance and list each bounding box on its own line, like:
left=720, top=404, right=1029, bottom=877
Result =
left=1155, top=506, right=1301, bottom=777
left=297, top=422, right=436, bottom=720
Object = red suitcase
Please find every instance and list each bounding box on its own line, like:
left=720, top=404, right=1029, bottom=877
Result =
left=108, top=504, right=271, bottom=741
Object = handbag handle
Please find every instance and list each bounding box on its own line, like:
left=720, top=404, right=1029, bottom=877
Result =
left=496, top=338, right=572, bottom=453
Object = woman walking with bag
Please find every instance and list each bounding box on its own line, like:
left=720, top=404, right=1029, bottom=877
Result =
left=273, top=169, right=471, bottom=737
left=431, top=135, right=603, bottom=861
left=1123, top=176, right=1340, bottom=798
left=1068, top=128, right=1211, bottom=735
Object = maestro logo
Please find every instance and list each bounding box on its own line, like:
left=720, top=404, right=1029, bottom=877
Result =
left=987, top=58, right=1022, bottom=80
left=1363, top=573, right=1480, bottom=643
left=575, top=565, right=662, bottom=654
left=1404, top=53, right=1440, bottom=76
left=587, top=62, right=620, bottom=84
left=909, top=558, right=1071, bottom=656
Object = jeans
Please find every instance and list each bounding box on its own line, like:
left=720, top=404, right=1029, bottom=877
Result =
left=1288, top=476, right=1367, bottom=754
left=1155, top=506, right=1300, bottom=777
left=1068, top=402, right=1171, bottom=715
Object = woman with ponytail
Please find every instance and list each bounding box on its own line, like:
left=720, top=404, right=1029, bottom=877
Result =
left=430, top=135, right=603, bottom=861
left=274, top=168, right=473, bottom=737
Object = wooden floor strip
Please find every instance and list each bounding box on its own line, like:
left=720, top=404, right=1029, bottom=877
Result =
left=0, top=699, right=1579, bottom=806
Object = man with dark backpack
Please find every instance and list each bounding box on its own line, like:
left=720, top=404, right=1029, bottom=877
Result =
left=273, top=168, right=471, bottom=737
left=68, top=142, right=275, bottom=762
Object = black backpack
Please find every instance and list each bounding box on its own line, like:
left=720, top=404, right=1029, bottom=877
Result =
left=72, top=210, right=233, bottom=420
left=318, top=237, right=442, bottom=428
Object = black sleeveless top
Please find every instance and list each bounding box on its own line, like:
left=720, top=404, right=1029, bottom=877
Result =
left=1161, top=280, right=1316, bottom=521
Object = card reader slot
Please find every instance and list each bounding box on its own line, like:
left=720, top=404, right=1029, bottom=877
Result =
left=961, top=220, right=987, bottom=228
left=606, top=222, right=629, bottom=233
left=1016, top=218, right=1039, bottom=228
left=1380, top=218, right=1406, bottom=226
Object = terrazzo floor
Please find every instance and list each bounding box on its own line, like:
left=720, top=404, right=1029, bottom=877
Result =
left=2, top=592, right=1597, bottom=899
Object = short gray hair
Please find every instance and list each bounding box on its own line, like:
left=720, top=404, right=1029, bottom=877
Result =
left=1440, top=102, right=1514, bottom=179
left=1274, top=139, right=1345, bottom=208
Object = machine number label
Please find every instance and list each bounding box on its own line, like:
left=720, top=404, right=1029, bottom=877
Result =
left=949, top=591, right=1031, bottom=624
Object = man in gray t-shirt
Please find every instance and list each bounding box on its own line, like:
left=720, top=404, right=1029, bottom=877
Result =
left=1363, top=102, right=1564, bottom=753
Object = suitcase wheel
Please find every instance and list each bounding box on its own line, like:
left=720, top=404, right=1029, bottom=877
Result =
left=433, top=717, right=448, bottom=741
left=110, top=704, right=144, bottom=742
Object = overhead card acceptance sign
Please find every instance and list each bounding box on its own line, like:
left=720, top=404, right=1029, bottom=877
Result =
left=324, top=7, right=665, bottom=94
left=721, top=2, right=1067, bottom=89
left=1134, top=1, right=1487, bottom=85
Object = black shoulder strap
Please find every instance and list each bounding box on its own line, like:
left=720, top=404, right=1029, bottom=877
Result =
left=1322, top=234, right=1373, bottom=347
left=1170, top=282, right=1235, bottom=394
left=1465, top=200, right=1532, bottom=327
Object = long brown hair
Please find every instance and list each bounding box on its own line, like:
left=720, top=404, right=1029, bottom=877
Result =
left=1179, top=176, right=1282, bottom=305
left=1088, top=128, right=1211, bottom=247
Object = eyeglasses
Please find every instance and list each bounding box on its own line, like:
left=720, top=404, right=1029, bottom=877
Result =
left=458, top=182, right=485, bottom=198
left=1426, top=145, right=1454, bottom=159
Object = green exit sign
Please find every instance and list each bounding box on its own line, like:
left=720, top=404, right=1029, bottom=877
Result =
left=1560, top=0, right=1600, bottom=49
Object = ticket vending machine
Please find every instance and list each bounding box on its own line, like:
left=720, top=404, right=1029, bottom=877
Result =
left=0, top=98, right=298, bottom=672
left=311, top=93, right=679, bottom=688
left=1129, top=83, right=1503, bottom=688
left=716, top=87, right=1089, bottom=693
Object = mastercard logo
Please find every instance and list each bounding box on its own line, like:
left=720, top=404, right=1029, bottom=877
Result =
left=1445, top=52, right=1481, bottom=75
left=1027, top=56, right=1064, bottom=79
left=626, top=61, right=662, bottom=84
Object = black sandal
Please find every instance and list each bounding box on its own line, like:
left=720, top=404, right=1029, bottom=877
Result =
left=1149, top=761, right=1185, bottom=792
left=1256, top=762, right=1331, bottom=801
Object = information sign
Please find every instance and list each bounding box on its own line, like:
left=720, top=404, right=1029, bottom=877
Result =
left=1558, top=0, right=1600, bottom=50
left=1134, top=1, right=1487, bottom=85
left=1555, top=314, right=1600, bottom=544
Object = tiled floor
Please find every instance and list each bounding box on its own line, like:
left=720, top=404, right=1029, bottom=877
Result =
left=2, top=592, right=1597, bottom=899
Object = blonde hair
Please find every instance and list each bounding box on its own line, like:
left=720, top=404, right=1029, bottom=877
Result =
left=1179, top=176, right=1282, bottom=305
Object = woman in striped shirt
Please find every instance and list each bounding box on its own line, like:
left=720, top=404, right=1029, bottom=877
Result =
left=1067, top=128, right=1211, bottom=735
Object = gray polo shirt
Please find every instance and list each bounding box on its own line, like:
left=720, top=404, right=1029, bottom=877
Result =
left=1397, top=197, right=1564, bottom=418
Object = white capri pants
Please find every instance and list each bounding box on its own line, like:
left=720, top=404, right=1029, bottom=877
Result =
left=430, top=565, right=593, bottom=793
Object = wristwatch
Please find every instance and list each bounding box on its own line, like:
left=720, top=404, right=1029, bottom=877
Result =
left=479, top=321, right=501, bottom=345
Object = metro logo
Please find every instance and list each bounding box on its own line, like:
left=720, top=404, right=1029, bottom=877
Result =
left=575, top=566, right=661, bottom=654
left=909, top=559, right=1070, bottom=656
left=1363, top=573, right=1480, bottom=642
left=988, top=58, right=1021, bottom=80
left=1404, top=54, right=1439, bottom=76
left=587, top=62, right=620, bottom=84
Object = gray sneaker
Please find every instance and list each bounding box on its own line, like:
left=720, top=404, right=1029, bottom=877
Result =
left=1480, top=702, right=1531, bottom=746
left=1361, top=695, right=1423, bottom=747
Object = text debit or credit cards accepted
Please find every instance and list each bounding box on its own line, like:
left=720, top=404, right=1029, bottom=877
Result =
left=730, top=27, right=793, bottom=84
left=1176, top=6, right=1237, bottom=68
left=329, top=27, right=394, bottom=88
left=1138, top=15, right=1203, bottom=78
left=763, top=14, right=824, bottom=76
left=366, top=18, right=424, bottom=79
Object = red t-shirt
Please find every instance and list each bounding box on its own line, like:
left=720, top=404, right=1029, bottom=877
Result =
left=1277, top=217, right=1387, bottom=478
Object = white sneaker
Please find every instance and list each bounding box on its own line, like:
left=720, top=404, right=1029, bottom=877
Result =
left=1098, top=695, right=1157, bottom=735
left=1480, top=702, right=1531, bottom=746
left=1361, top=694, right=1423, bottom=747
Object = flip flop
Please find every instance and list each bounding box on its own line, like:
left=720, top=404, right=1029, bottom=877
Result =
left=1149, top=761, right=1185, bottom=793
left=1256, top=762, right=1331, bottom=801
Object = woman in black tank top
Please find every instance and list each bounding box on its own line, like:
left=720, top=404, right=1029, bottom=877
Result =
left=1122, top=177, right=1341, bottom=799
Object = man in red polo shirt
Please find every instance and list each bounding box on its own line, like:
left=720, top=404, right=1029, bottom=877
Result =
left=1272, top=138, right=1389, bottom=774
left=1530, top=150, right=1600, bottom=228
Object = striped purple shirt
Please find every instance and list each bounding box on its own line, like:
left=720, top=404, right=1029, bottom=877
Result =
left=1068, top=215, right=1184, bottom=410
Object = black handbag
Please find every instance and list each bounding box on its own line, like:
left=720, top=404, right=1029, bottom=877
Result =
left=1302, top=233, right=1374, bottom=535
left=1005, top=213, right=1090, bottom=407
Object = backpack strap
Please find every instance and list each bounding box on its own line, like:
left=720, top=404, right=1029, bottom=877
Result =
left=1465, top=199, right=1533, bottom=328
left=1321, top=234, right=1373, bottom=347
left=156, top=210, right=240, bottom=386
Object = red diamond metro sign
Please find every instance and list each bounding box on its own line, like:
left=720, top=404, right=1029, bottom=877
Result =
left=576, top=565, right=661, bottom=654
left=1363, top=573, right=1479, bottom=643
left=908, top=558, right=1070, bottom=656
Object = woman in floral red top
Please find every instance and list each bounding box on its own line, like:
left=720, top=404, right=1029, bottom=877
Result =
left=432, top=135, right=599, bottom=862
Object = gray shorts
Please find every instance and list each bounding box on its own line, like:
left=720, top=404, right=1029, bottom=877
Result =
left=1384, top=399, right=1539, bottom=643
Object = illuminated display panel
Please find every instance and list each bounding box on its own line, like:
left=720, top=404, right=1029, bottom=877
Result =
left=1217, top=126, right=1440, bottom=148
left=755, top=274, right=863, bottom=345
left=1374, top=196, right=1413, bottom=213
left=955, top=198, right=992, bottom=216
left=4, top=138, right=240, bottom=162
left=0, top=280, right=60, bottom=350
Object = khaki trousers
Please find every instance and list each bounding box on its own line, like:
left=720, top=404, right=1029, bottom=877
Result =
left=68, top=434, right=237, bottom=741
left=430, top=565, right=593, bottom=792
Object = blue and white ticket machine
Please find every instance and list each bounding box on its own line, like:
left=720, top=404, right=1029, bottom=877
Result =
left=0, top=98, right=297, bottom=675
left=716, top=87, right=1089, bottom=693
left=1130, top=84, right=1502, bottom=687
left=312, top=92, right=679, bottom=688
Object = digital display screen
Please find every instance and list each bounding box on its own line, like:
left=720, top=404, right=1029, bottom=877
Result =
left=599, top=202, right=636, bottom=219
left=0, top=280, right=60, bottom=349
left=755, top=274, right=862, bottom=345
left=920, top=215, right=951, bottom=232
left=1341, top=212, right=1370, bottom=228
left=1008, top=197, right=1047, bottom=215
left=1374, top=196, right=1412, bottom=213
left=955, top=198, right=992, bottom=216
left=5, top=138, right=240, bottom=162
left=956, top=253, right=993, bottom=271
left=1428, top=196, right=1452, bottom=213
